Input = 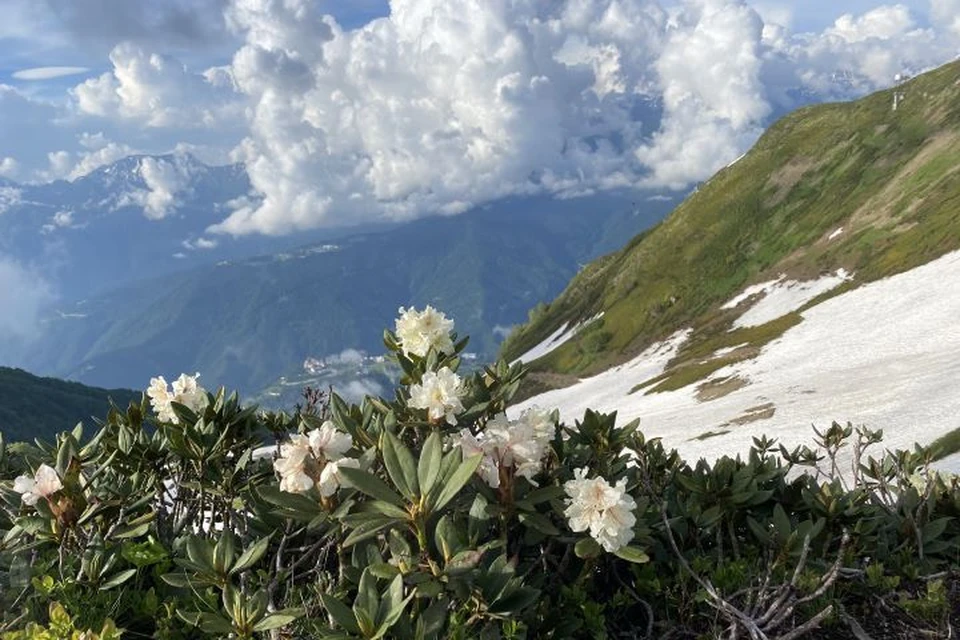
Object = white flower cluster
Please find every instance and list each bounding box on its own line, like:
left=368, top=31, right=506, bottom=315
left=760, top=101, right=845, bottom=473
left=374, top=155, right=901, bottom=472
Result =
left=395, top=306, right=455, bottom=357
left=453, top=407, right=556, bottom=488
left=408, top=367, right=465, bottom=425
left=564, top=468, right=637, bottom=553
left=147, top=373, right=207, bottom=424
left=13, top=464, right=63, bottom=506
left=273, top=421, right=360, bottom=496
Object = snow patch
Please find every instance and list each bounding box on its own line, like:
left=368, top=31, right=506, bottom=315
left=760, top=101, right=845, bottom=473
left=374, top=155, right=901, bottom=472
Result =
left=709, top=343, right=749, bottom=359
left=514, top=250, right=960, bottom=470
left=725, top=152, right=747, bottom=169
left=513, top=313, right=604, bottom=364
left=508, top=330, right=691, bottom=422
left=726, top=269, right=851, bottom=329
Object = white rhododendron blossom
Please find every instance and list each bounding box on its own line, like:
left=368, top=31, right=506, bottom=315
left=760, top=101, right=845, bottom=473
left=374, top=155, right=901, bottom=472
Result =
left=318, top=457, right=361, bottom=497
left=564, top=468, right=637, bottom=553
left=13, top=464, right=63, bottom=506
left=395, top=306, right=455, bottom=357
left=516, top=406, right=557, bottom=443
left=274, top=435, right=315, bottom=493
left=408, top=367, right=464, bottom=425
left=453, top=411, right=555, bottom=488
left=147, top=373, right=207, bottom=424
left=308, top=421, right=353, bottom=460
left=274, top=425, right=356, bottom=494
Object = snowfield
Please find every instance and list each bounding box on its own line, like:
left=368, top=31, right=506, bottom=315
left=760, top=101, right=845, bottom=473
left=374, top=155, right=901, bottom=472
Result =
left=511, top=250, right=960, bottom=471
left=722, top=268, right=852, bottom=329
left=513, top=313, right=604, bottom=365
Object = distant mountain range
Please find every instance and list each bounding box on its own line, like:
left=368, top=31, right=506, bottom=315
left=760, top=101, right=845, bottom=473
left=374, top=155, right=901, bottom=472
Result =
left=3, top=161, right=677, bottom=398
left=503, top=60, right=960, bottom=463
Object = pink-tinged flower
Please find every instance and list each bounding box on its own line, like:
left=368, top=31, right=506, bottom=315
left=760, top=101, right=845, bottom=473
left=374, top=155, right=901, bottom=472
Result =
left=13, top=464, right=63, bottom=506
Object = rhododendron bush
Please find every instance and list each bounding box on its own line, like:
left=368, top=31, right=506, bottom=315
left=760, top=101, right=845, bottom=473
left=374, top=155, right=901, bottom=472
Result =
left=1, top=309, right=960, bottom=639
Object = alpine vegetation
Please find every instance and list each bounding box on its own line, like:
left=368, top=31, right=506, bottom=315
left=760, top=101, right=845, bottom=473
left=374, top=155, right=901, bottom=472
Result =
left=2, top=309, right=960, bottom=638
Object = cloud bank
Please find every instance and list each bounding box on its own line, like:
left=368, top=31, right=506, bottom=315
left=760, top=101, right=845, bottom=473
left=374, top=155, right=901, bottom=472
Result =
left=5, top=0, right=960, bottom=234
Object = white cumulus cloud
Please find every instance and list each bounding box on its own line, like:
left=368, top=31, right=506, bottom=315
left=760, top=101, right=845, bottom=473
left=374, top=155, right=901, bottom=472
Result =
left=0, top=0, right=956, bottom=234
left=13, top=66, right=90, bottom=80
left=119, top=155, right=197, bottom=219
left=72, top=42, right=240, bottom=128
left=0, top=158, right=19, bottom=179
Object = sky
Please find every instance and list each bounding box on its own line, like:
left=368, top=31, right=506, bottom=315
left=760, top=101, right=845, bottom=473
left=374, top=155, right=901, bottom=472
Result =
left=0, top=0, right=958, bottom=235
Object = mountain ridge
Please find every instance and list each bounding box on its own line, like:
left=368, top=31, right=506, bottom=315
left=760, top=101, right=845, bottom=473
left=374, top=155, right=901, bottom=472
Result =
left=503, top=60, right=960, bottom=388
left=0, top=366, right=139, bottom=444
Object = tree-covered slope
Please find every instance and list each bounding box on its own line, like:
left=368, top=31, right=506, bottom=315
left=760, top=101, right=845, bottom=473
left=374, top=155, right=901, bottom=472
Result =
left=0, top=367, right=138, bottom=443
left=502, top=60, right=960, bottom=392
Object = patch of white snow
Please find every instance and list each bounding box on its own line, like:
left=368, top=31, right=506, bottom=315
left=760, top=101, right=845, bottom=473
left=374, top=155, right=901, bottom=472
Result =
left=514, top=251, right=960, bottom=470
left=731, top=269, right=852, bottom=329
left=513, top=313, right=604, bottom=365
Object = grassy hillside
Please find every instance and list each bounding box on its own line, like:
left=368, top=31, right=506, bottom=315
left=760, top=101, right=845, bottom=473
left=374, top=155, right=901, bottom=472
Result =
left=0, top=367, right=139, bottom=443
left=502, top=61, right=960, bottom=393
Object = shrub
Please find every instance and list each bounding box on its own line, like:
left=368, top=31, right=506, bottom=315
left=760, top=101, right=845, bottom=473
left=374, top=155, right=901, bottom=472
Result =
left=1, top=309, right=959, bottom=639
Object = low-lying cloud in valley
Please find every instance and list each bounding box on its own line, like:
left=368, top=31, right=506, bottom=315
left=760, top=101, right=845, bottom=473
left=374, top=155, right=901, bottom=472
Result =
left=0, top=255, right=55, bottom=346
left=2, top=0, right=959, bottom=234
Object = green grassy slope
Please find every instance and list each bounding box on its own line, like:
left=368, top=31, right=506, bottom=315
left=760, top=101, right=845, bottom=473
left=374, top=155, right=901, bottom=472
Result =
left=502, top=61, right=960, bottom=392
left=0, top=367, right=139, bottom=443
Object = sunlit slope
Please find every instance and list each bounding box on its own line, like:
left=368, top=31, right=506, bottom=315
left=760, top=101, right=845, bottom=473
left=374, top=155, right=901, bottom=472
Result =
left=502, top=60, right=960, bottom=392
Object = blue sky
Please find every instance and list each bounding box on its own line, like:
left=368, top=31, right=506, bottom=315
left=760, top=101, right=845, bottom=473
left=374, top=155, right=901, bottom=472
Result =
left=0, top=0, right=958, bottom=234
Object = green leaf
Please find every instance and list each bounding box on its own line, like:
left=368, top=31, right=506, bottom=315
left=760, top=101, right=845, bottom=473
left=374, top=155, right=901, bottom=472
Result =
left=418, top=431, right=443, bottom=498
left=191, top=613, right=234, bottom=635
left=160, top=572, right=192, bottom=588
left=99, top=568, right=137, bottom=590
left=186, top=537, right=214, bottom=571
left=517, top=485, right=565, bottom=507
left=923, top=517, right=951, bottom=544
left=575, top=537, right=602, bottom=559
left=110, top=520, right=152, bottom=540
left=489, top=586, right=540, bottom=615
left=339, top=466, right=405, bottom=507
left=518, top=512, right=560, bottom=536
left=230, top=536, right=271, bottom=575
left=382, top=430, right=419, bottom=501
left=320, top=594, right=362, bottom=634
left=252, top=610, right=302, bottom=632
left=343, top=516, right=399, bottom=548
left=367, top=500, right=411, bottom=520
left=212, top=532, right=236, bottom=573
left=373, top=577, right=414, bottom=640
left=434, top=453, right=482, bottom=511
left=377, top=574, right=404, bottom=626
left=613, top=546, right=650, bottom=564
left=355, top=568, right=379, bottom=622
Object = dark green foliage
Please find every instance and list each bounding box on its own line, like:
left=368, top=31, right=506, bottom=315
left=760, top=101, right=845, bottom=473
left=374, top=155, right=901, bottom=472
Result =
left=0, top=367, right=138, bottom=443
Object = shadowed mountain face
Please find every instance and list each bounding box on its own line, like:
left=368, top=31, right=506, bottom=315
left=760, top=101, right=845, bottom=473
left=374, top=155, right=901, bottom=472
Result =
left=10, top=188, right=677, bottom=398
